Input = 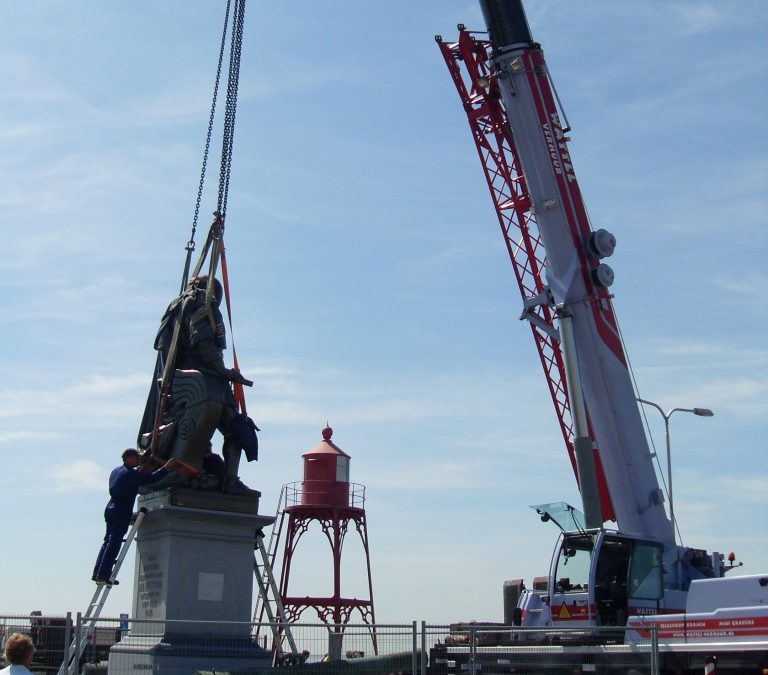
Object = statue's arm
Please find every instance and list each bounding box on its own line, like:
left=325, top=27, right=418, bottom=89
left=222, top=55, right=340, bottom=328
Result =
left=194, top=338, right=235, bottom=379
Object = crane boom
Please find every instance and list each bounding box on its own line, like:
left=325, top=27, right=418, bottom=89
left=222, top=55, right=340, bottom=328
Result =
left=436, top=24, right=617, bottom=527
left=471, top=0, right=673, bottom=544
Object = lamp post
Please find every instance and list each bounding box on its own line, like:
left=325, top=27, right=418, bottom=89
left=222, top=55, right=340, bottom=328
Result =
left=636, top=399, right=714, bottom=537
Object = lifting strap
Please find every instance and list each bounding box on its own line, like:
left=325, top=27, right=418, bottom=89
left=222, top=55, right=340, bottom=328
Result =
left=220, top=239, right=247, bottom=415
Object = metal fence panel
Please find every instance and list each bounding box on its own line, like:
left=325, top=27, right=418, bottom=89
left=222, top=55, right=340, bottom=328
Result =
left=1, top=613, right=73, bottom=673
left=424, top=623, right=658, bottom=675
left=1, top=614, right=661, bottom=674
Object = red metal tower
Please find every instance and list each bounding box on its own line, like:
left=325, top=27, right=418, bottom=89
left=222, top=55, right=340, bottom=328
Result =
left=276, top=426, right=377, bottom=632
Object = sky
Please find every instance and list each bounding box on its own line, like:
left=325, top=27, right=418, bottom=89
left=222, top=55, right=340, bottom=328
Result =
left=1, top=1, right=766, bottom=625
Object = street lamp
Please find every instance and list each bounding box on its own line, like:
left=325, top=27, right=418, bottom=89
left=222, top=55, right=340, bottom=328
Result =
left=636, top=398, right=714, bottom=538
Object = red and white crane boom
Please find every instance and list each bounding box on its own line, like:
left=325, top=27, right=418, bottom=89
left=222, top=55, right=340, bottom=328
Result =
left=438, top=5, right=672, bottom=544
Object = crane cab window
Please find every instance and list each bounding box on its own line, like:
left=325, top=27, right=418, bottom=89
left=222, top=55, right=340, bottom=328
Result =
left=555, top=535, right=593, bottom=593
left=627, top=542, right=663, bottom=600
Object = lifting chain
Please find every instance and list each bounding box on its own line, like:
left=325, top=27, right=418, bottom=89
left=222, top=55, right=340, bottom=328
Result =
left=218, top=0, right=246, bottom=222
left=180, top=0, right=247, bottom=293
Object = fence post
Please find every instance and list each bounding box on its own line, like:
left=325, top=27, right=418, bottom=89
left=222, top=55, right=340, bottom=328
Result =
left=469, top=624, right=477, bottom=667
left=74, top=612, right=83, bottom=675
left=62, top=611, right=72, bottom=674
left=420, top=621, right=427, bottom=675
left=411, top=620, right=418, bottom=675
left=328, top=629, right=343, bottom=661
left=651, top=624, right=659, bottom=675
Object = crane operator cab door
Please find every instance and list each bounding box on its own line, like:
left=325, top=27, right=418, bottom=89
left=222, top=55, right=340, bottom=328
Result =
left=550, top=532, right=664, bottom=627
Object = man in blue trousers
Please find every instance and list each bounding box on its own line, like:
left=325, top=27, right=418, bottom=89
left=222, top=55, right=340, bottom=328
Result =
left=92, top=448, right=172, bottom=585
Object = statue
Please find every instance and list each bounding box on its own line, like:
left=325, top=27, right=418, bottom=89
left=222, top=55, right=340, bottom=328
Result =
left=137, top=275, right=258, bottom=494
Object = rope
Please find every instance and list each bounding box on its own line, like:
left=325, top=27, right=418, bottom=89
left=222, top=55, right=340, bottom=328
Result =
left=219, top=241, right=247, bottom=415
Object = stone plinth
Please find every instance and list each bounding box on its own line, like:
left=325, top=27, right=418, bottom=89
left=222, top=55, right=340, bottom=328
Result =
left=108, top=487, right=273, bottom=674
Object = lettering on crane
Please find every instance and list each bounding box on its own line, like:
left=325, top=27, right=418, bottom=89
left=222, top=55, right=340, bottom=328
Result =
left=541, top=122, right=563, bottom=179
left=542, top=112, right=576, bottom=184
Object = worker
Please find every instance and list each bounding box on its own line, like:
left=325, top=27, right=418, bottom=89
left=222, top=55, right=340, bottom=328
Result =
left=138, top=275, right=258, bottom=494
left=91, top=448, right=173, bottom=585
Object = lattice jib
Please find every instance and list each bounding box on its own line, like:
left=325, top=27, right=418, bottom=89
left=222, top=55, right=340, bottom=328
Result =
left=437, top=29, right=577, bottom=473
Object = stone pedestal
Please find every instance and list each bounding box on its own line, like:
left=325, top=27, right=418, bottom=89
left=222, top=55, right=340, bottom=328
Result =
left=108, top=487, right=273, bottom=674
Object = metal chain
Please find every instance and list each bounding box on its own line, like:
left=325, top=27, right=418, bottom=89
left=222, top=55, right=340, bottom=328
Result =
left=217, top=0, right=246, bottom=223
left=180, top=0, right=233, bottom=292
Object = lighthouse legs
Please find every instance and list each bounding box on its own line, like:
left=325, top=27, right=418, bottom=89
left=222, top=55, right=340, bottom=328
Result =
left=279, top=508, right=377, bottom=653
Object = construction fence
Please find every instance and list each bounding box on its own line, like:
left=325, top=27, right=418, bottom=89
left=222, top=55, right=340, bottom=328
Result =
left=0, top=613, right=660, bottom=674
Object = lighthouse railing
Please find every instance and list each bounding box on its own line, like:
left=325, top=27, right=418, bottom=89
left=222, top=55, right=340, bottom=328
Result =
left=283, top=481, right=367, bottom=509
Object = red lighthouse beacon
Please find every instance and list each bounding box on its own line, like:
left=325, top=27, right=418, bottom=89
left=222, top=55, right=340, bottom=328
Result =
left=277, top=425, right=377, bottom=632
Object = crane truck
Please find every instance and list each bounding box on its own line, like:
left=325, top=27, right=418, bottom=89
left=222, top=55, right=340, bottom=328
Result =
left=434, top=1, right=767, bottom=672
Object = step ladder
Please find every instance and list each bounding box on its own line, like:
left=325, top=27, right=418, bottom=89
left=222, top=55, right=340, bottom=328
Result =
left=57, top=507, right=147, bottom=675
left=253, top=524, right=299, bottom=663
left=253, top=484, right=287, bottom=625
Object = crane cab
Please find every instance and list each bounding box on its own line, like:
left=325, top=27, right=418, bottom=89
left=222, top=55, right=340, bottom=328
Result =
left=548, top=530, right=665, bottom=627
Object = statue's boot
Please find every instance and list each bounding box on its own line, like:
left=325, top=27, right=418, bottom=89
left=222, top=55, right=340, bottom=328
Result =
left=223, top=442, right=259, bottom=495
left=226, top=476, right=259, bottom=495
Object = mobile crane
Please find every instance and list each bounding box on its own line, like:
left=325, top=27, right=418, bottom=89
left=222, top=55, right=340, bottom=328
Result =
left=435, top=1, right=767, bottom=671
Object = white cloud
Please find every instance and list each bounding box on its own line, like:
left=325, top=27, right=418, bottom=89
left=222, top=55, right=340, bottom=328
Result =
left=0, top=373, right=147, bottom=423
left=364, top=460, right=484, bottom=491
left=635, top=343, right=768, bottom=399
left=669, top=377, right=768, bottom=418
left=712, top=271, right=768, bottom=297
left=0, top=430, right=60, bottom=444
left=50, top=459, right=104, bottom=492
left=716, top=475, right=768, bottom=505
left=668, top=3, right=729, bottom=35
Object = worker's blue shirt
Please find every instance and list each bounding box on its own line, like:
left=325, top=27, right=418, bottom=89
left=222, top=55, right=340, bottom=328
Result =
left=106, top=463, right=168, bottom=519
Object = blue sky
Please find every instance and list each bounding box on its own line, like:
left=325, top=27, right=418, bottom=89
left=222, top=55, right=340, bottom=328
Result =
left=1, top=1, right=766, bottom=624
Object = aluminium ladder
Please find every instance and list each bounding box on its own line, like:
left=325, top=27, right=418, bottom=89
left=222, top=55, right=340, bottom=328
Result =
left=57, top=507, right=147, bottom=675
left=252, top=484, right=287, bottom=624
left=253, top=525, right=299, bottom=663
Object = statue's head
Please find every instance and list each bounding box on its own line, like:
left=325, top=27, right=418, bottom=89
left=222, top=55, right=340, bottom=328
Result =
left=190, top=275, right=223, bottom=306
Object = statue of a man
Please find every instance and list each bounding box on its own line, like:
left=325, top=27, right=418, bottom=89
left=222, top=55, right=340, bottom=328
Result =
left=138, top=275, right=258, bottom=494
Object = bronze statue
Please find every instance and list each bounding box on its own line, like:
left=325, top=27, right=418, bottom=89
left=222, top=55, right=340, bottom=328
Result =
left=137, top=275, right=258, bottom=494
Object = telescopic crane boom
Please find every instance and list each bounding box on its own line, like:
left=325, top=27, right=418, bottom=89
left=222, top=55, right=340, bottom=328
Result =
left=477, top=0, right=672, bottom=543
